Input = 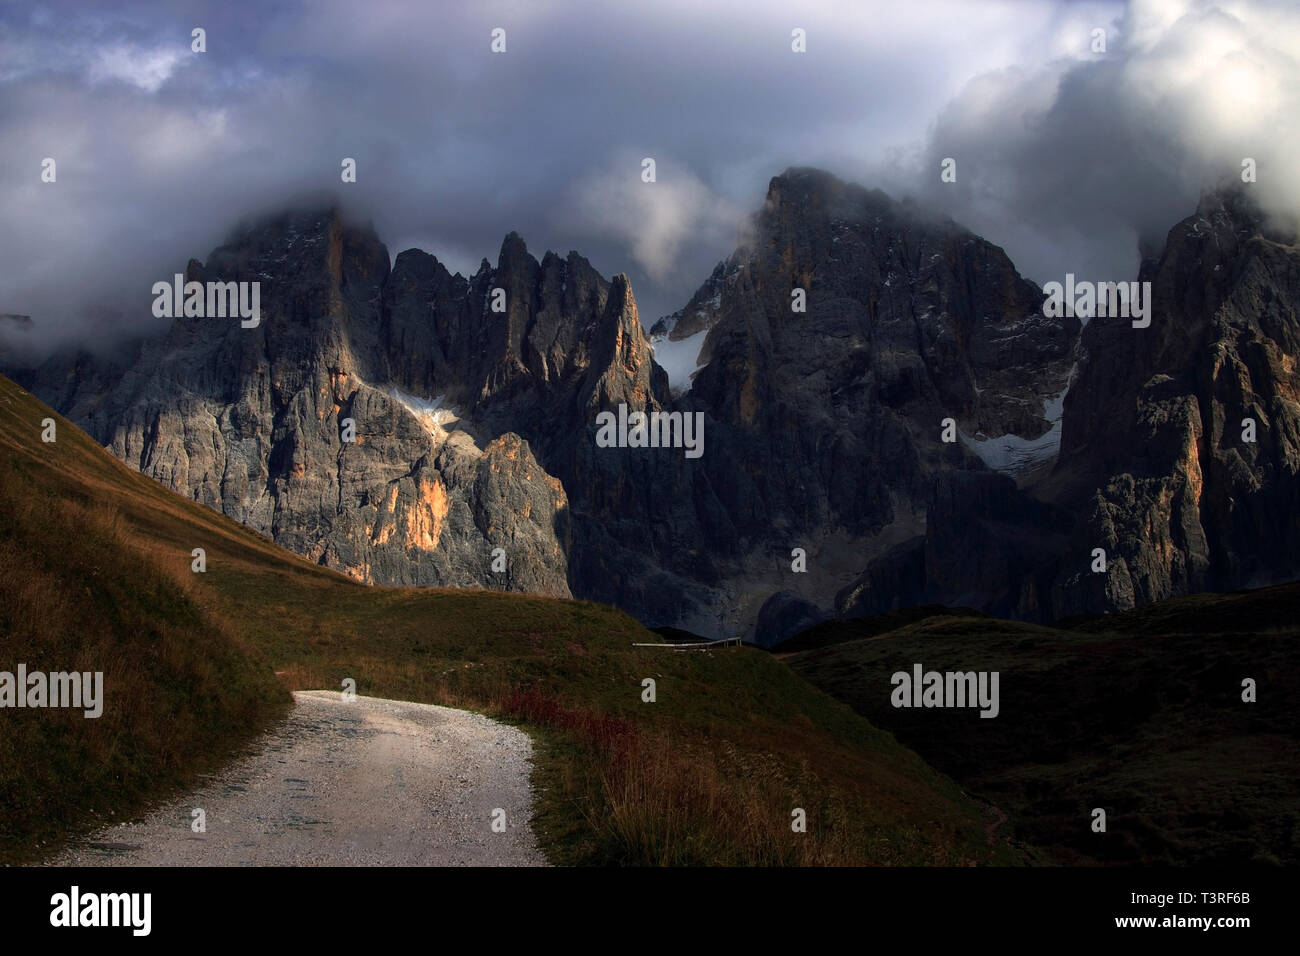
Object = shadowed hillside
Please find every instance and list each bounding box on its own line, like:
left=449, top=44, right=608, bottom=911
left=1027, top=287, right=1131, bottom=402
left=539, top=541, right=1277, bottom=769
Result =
left=785, top=596, right=1300, bottom=865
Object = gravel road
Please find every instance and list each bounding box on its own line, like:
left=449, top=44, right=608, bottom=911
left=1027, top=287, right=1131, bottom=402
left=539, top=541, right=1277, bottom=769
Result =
left=48, top=691, right=548, bottom=866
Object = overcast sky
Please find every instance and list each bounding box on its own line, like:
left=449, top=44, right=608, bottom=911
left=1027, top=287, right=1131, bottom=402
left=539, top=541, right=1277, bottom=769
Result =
left=2, top=0, right=1297, bottom=359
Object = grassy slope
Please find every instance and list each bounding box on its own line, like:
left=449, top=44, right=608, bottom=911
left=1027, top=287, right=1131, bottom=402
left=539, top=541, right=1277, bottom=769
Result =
left=0, top=374, right=1019, bottom=865
left=0, top=377, right=291, bottom=863
left=784, top=599, right=1300, bottom=865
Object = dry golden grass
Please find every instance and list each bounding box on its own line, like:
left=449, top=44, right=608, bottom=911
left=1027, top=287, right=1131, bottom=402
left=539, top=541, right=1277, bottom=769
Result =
left=0, top=444, right=288, bottom=863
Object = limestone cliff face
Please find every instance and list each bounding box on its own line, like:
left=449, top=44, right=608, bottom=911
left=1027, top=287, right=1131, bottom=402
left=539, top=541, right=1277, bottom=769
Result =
left=841, top=188, right=1300, bottom=624
left=1050, top=189, right=1300, bottom=615
left=686, top=169, right=1078, bottom=540
left=30, top=209, right=572, bottom=596
left=642, top=169, right=1078, bottom=636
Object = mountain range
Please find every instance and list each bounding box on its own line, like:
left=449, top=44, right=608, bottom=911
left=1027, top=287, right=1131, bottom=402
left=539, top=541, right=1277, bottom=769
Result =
left=10, top=169, right=1299, bottom=644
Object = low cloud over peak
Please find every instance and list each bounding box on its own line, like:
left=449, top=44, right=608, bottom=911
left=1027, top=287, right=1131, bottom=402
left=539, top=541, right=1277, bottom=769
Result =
left=1, top=0, right=1293, bottom=362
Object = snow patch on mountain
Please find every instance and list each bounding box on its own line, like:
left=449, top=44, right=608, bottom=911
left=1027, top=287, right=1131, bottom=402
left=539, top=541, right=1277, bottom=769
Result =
left=388, top=387, right=457, bottom=430
left=961, top=366, right=1076, bottom=477
left=650, top=329, right=708, bottom=396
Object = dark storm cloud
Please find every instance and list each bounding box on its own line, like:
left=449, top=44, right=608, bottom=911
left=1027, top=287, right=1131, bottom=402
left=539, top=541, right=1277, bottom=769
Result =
left=2, top=0, right=1293, bottom=363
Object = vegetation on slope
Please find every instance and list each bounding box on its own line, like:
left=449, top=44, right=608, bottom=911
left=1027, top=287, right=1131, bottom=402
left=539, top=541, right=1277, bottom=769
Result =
left=0, top=374, right=1018, bottom=865
left=0, top=379, right=290, bottom=863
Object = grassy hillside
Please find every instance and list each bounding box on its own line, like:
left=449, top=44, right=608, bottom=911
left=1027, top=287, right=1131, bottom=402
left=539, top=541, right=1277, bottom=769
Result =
left=785, top=601, right=1300, bottom=865
left=0, top=379, right=291, bottom=863
left=0, top=374, right=1020, bottom=865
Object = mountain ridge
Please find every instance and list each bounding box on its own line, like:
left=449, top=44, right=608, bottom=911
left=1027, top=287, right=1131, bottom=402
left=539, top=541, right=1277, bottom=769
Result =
left=11, top=169, right=1296, bottom=642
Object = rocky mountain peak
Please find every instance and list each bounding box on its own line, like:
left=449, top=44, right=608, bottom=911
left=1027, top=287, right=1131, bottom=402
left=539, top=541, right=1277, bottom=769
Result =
left=580, top=273, right=660, bottom=413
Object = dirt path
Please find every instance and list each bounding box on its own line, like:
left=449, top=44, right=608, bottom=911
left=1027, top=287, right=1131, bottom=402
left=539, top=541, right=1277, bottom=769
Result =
left=48, top=691, right=548, bottom=867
